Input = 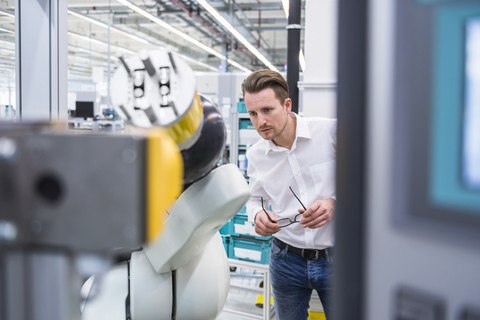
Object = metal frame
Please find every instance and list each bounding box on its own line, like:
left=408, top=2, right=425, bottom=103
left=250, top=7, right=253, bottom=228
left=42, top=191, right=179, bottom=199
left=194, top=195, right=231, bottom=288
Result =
left=15, top=0, right=67, bottom=121
left=224, top=259, right=274, bottom=320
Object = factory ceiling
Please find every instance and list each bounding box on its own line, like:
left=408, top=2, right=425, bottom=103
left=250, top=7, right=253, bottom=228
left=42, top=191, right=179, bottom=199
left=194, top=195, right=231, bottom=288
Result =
left=0, top=0, right=305, bottom=84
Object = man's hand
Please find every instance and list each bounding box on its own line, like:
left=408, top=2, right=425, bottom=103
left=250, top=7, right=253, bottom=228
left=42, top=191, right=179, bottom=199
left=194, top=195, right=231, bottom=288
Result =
left=254, top=209, right=281, bottom=236
left=300, top=198, right=335, bottom=229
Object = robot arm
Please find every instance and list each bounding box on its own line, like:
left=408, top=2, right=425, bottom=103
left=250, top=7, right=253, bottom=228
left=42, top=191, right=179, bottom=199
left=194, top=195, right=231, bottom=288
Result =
left=82, top=50, right=250, bottom=320
left=143, top=163, right=250, bottom=274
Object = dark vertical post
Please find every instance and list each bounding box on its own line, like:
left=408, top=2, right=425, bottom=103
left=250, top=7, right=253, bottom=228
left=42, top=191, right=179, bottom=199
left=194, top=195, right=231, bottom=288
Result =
left=333, top=0, right=368, bottom=320
left=287, top=0, right=301, bottom=113
left=222, top=40, right=229, bottom=72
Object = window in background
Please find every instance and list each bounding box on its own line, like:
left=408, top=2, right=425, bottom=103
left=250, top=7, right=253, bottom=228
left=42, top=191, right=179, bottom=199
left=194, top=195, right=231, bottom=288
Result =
left=0, top=3, right=16, bottom=119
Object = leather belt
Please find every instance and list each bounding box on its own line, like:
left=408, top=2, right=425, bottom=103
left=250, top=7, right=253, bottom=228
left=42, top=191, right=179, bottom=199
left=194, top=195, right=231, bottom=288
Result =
left=274, top=238, right=332, bottom=260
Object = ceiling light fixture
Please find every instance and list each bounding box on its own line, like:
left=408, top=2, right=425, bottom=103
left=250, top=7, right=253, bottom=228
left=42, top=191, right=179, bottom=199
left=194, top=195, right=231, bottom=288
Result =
left=0, top=3, right=248, bottom=73
left=68, top=10, right=109, bottom=29
left=196, top=0, right=278, bottom=72
left=68, top=9, right=219, bottom=72
left=0, top=9, right=14, bottom=18
left=68, top=10, right=150, bottom=45
left=299, top=49, right=305, bottom=72
left=177, top=53, right=219, bottom=72
left=69, top=45, right=115, bottom=61
left=0, top=27, right=14, bottom=34
left=68, top=31, right=136, bottom=55
left=115, top=0, right=251, bottom=72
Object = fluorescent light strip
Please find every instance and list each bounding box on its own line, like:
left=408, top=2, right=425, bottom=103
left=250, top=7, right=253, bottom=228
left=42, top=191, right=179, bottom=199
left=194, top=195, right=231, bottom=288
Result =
left=68, top=44, right=112, bottom=59
left=196, top=0, right=278, bottom=72
left=115, top=0, right=222, bottom=59
left=68, top=53, right=112, bottom=66
left=68, top=31, right=135, bottom=55
left=0, top=4, right=247, bottom=73
left=227, top=58, right=251, bottom=73
left=175, top=52, right=219, bottom=72
left=0, top=39, right=15, bottom=47
left=282, top=0, right=289, bottom=19
left=69, top=10, right=222, bottom=72
left=0, top=27, right=15, bottom=34
left=69, top=45, right=115, bottom=60
left=299, top=49, right=305, bottom=72
left=68, top=10, right=219, bottom=72
left=0, top=56, right=15, bottom=62
left=68, top=10, right=109, bottom=28
left=115, top=0, right=250, bottom=72
left=0, top=48, right=15, bottom=54
left=0, top=9, right=14, bottom=18
left=68, top=10, right=150, bottom=45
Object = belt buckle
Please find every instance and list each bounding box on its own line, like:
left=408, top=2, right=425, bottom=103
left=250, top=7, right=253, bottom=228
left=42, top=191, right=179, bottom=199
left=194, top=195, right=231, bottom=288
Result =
left=302, top=249, right=320, bottom=260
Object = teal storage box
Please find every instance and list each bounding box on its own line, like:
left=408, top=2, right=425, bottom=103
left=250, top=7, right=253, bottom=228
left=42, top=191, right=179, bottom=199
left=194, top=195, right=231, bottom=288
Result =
left=237, top=101, right=247, bottom=113
left=221, top=235, right=230, bottom=255
left=239, top=119, right=254, bottom=129
left=220, top=207, right=246, bottom=235
left=219, top=220, right=233, bottom=235
left=229, top=236, right=272, bottom=264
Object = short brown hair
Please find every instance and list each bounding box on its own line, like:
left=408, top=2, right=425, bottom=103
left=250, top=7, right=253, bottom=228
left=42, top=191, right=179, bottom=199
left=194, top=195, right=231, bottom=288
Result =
left=241, top=69, right=289, bottom=104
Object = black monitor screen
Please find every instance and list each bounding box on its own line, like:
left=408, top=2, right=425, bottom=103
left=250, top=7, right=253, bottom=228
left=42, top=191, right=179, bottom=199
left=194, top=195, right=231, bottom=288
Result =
left=75, top=101, right=95, bottom=119
left=463, top=17, right=480, bottom=190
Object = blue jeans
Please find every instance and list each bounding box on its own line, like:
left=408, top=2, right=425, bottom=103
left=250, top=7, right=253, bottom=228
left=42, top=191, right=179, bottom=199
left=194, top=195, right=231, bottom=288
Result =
left=269, top=238, right=333, bottom=320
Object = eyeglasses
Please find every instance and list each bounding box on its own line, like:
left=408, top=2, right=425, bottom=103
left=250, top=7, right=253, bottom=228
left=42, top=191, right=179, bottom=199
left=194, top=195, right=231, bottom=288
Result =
left=261, top=186, right=307, bottom=228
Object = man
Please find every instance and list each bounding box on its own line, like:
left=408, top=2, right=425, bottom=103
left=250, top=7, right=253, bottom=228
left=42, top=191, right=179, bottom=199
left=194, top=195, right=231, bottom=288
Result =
left=242, top=69, right=336, bottom=320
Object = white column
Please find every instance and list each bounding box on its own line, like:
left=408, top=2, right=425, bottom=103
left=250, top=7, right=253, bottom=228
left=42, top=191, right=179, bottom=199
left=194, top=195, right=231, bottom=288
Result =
left=15, top=0, right=67, bottom=121
left=301, top=0, right=338, bottom=118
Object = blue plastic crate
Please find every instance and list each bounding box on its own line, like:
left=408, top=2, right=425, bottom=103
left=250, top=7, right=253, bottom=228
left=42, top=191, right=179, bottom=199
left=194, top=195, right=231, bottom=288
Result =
left=221, top=235, right=230, bottom=256
left=219, top=220, right=233, bottom=235
left=237, top=101, right=247, bottom=113
left=228, top=236, right=272, bottom=264
left=220, top=207, right=246, bottom=236
left=239, top=119, right=254, bottom=129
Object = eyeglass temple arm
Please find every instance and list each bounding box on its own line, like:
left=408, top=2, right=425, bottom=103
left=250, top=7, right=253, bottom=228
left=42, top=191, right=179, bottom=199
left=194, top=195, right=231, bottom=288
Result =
left=289, top=186, right=307, bottom=210
left=261, top=197, right=276, bottom=223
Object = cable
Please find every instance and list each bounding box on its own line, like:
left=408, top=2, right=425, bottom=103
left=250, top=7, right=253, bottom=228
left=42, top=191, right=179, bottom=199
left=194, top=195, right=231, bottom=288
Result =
left=125, top=260, right=132, bottom=320
left=171, top=269, right=177, bottom=320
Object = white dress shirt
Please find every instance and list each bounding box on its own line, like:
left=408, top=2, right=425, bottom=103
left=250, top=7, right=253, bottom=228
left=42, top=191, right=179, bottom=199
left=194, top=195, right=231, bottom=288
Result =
left=245, top=114, right=337, bottom=249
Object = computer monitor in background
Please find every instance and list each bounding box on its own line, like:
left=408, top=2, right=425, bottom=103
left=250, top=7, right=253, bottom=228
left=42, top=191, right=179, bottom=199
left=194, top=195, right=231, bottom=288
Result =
left=428, top=6, right=480, bottom=220
left=463, top=16, right=480, bottom=190
left=75, top=101, right=95, bottom=120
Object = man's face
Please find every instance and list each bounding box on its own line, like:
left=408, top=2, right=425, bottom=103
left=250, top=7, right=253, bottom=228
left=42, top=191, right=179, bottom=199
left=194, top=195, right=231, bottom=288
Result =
left=244, top=87, right=291, bottom=141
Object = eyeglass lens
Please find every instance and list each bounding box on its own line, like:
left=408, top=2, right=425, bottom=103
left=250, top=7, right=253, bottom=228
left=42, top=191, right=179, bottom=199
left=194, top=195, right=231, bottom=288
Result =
left=261, top=187, right=305, bottom=228
left=276, top=214, right=302, bottom=227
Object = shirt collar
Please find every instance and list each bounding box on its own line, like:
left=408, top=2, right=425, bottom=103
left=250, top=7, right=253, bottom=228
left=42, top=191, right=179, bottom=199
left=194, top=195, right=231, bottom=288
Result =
left=264, top=113, right=311, bottom=155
